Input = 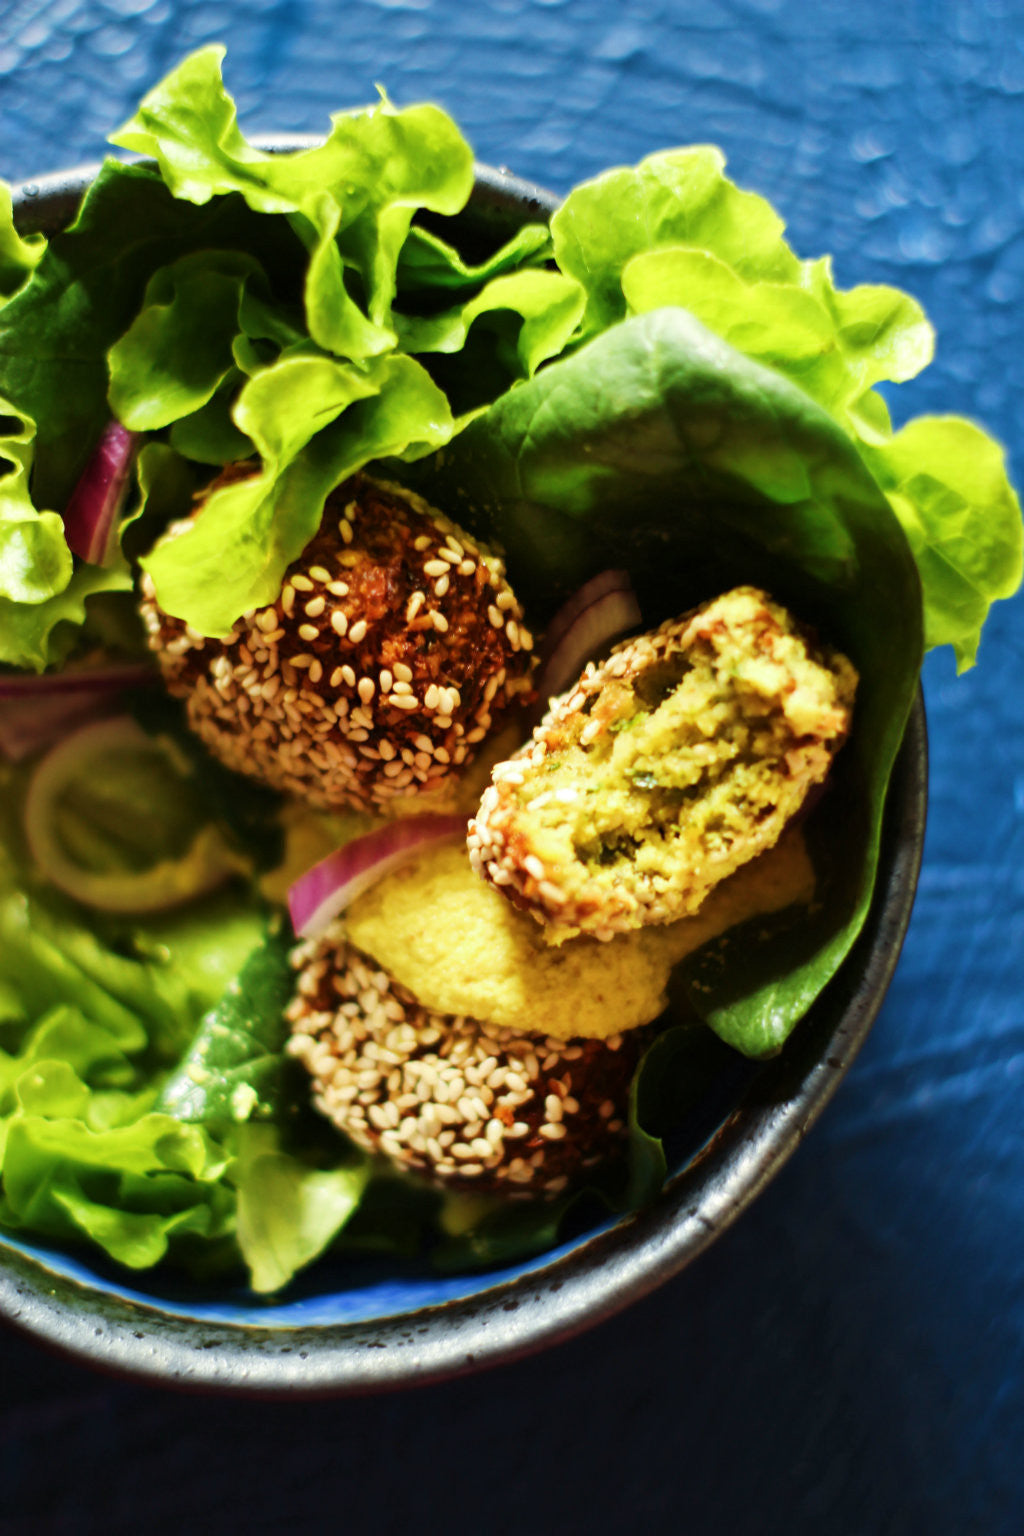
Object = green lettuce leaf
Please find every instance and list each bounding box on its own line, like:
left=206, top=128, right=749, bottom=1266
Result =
left=141, top=350, right=454, bottom=632
left=554, top=147, right=1018, bottom=665
left=0, top=182, right=45, bottom=300
left=233, top=1123, right=370, bottom=1294
left=864, top=415, right=1024, bottom=670
left=0, top=1062, right=234, bottom=1269
left=397, top=219, right=553, bottom=292
left=156, top=919, right=295, bottom=1130
left=108, top=250, right=268, bottom=430
left=396, top=267, right=585, bottom=384
left=0, top=398, right=134, bottom=671
left=0, top=158, right=306, bottom=514
left=110, top=46, right=475, bottom=361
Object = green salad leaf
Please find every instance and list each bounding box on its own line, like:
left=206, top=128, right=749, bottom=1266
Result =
left=549, top=147, right=1020, bottom=668
left=110, top=46, right=476, bottom=355
left=0, top=182, right=44, bottom=300
left=156, top=919, right=295, bottom=1130
left=420, top=306, right=922, bottom=1055
left=233, top=1123, right=370, bottom=1294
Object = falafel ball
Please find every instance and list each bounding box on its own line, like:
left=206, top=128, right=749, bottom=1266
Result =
left=469, top=586, right=856, bottom=942
left=139, top=470, right=536, bottom=815
left=286, top=926, right=644, bottom=1199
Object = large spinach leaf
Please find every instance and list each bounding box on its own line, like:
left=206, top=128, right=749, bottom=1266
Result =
left=415, top=307, right=923, bottom=1056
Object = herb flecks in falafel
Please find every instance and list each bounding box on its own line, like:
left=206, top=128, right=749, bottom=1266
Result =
left=140, top=471, right=536, bottom=815
left=469, top=587, right=856, bottom=942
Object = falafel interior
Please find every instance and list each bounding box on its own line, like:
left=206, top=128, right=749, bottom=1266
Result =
left=469, top=586, right=856, bottom=942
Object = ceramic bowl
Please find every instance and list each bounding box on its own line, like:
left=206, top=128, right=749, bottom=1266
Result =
left=0, top=155, right=928, bottom=1394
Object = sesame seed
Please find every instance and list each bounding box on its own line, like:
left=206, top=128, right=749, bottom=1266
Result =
left=358, top=677, right=375, bottom=704
left=430, top=611, right=449, bottom=633
left=305, top=595, right=326, bottom=618
left=379, top=669, right=393, bottom=693
left=406, top=591, right=425, bottom=622
left=331, top=610, right=348, bottom=638
left=348, top=618, right=368, bottom=644
left=423, top=558, right=448, bottom=578
left=487, top=605, right=503, bottom=628
left=341, top=665, right=356, bottom=687
left=298, top=623, right=320, bottom=642
left=291, top=573, right=314, bottom=592
left=340, top=519, right=354, bottom=544
left=434, top=574, right=450, bottom=598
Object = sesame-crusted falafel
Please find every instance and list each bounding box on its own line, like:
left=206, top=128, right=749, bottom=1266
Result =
left=140, top=471, right=536, bottom=815
left=469, top=586, right=856, bottom=942
left=286, top=929, right=643, bottom=1198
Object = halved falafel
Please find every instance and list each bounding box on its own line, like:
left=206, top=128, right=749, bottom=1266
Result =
left=469, top=587, right=856, bottom=941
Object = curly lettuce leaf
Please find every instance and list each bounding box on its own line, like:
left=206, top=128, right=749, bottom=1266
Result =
left=0, top=182, right=44, bottom=300
left=864, top=415, right=1023, bottom=670
left=108, top=250, right=269, bottom=430
left=141, top=351, right=454, bottom=632
left=110, top=46, right=475, bottom=360
left=396, top=267, right=585, bottom=384
left=0, top=158, right=305, bottom=514
left=551, top=148, right=1019, bottom=666
left=0, top=399, right=72, bottom=632
left=397, top=219, right=553, bottom=292
left=0, top=1056, right=234, bottom=1270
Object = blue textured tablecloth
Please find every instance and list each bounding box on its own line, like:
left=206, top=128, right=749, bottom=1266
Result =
left=1, top=3, right=1022, bottom=1532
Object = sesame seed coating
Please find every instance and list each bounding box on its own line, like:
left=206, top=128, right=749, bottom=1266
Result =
left=139, top=469, right=536, bottom=815
left=286, top=926, right=643, bottom=1198
left=469, top=586, right=857, bottom=941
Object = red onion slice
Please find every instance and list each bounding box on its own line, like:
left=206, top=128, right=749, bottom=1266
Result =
left=536, top=572, right=642, bottom=702
left=23, top=715, right=243, bottom=912
left=0, top=662, right=156, bottom=699
left=63, top=421, right=139, bottom=566
left=0, top=691, right=115, bottom=763
left=289, top=813, right=467, bottom=939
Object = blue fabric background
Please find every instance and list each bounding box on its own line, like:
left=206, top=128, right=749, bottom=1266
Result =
left=1, top=1, right=1022, bottom=1531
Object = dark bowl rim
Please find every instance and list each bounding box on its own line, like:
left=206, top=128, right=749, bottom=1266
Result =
left=0, top=153, right=929, bottom=1396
